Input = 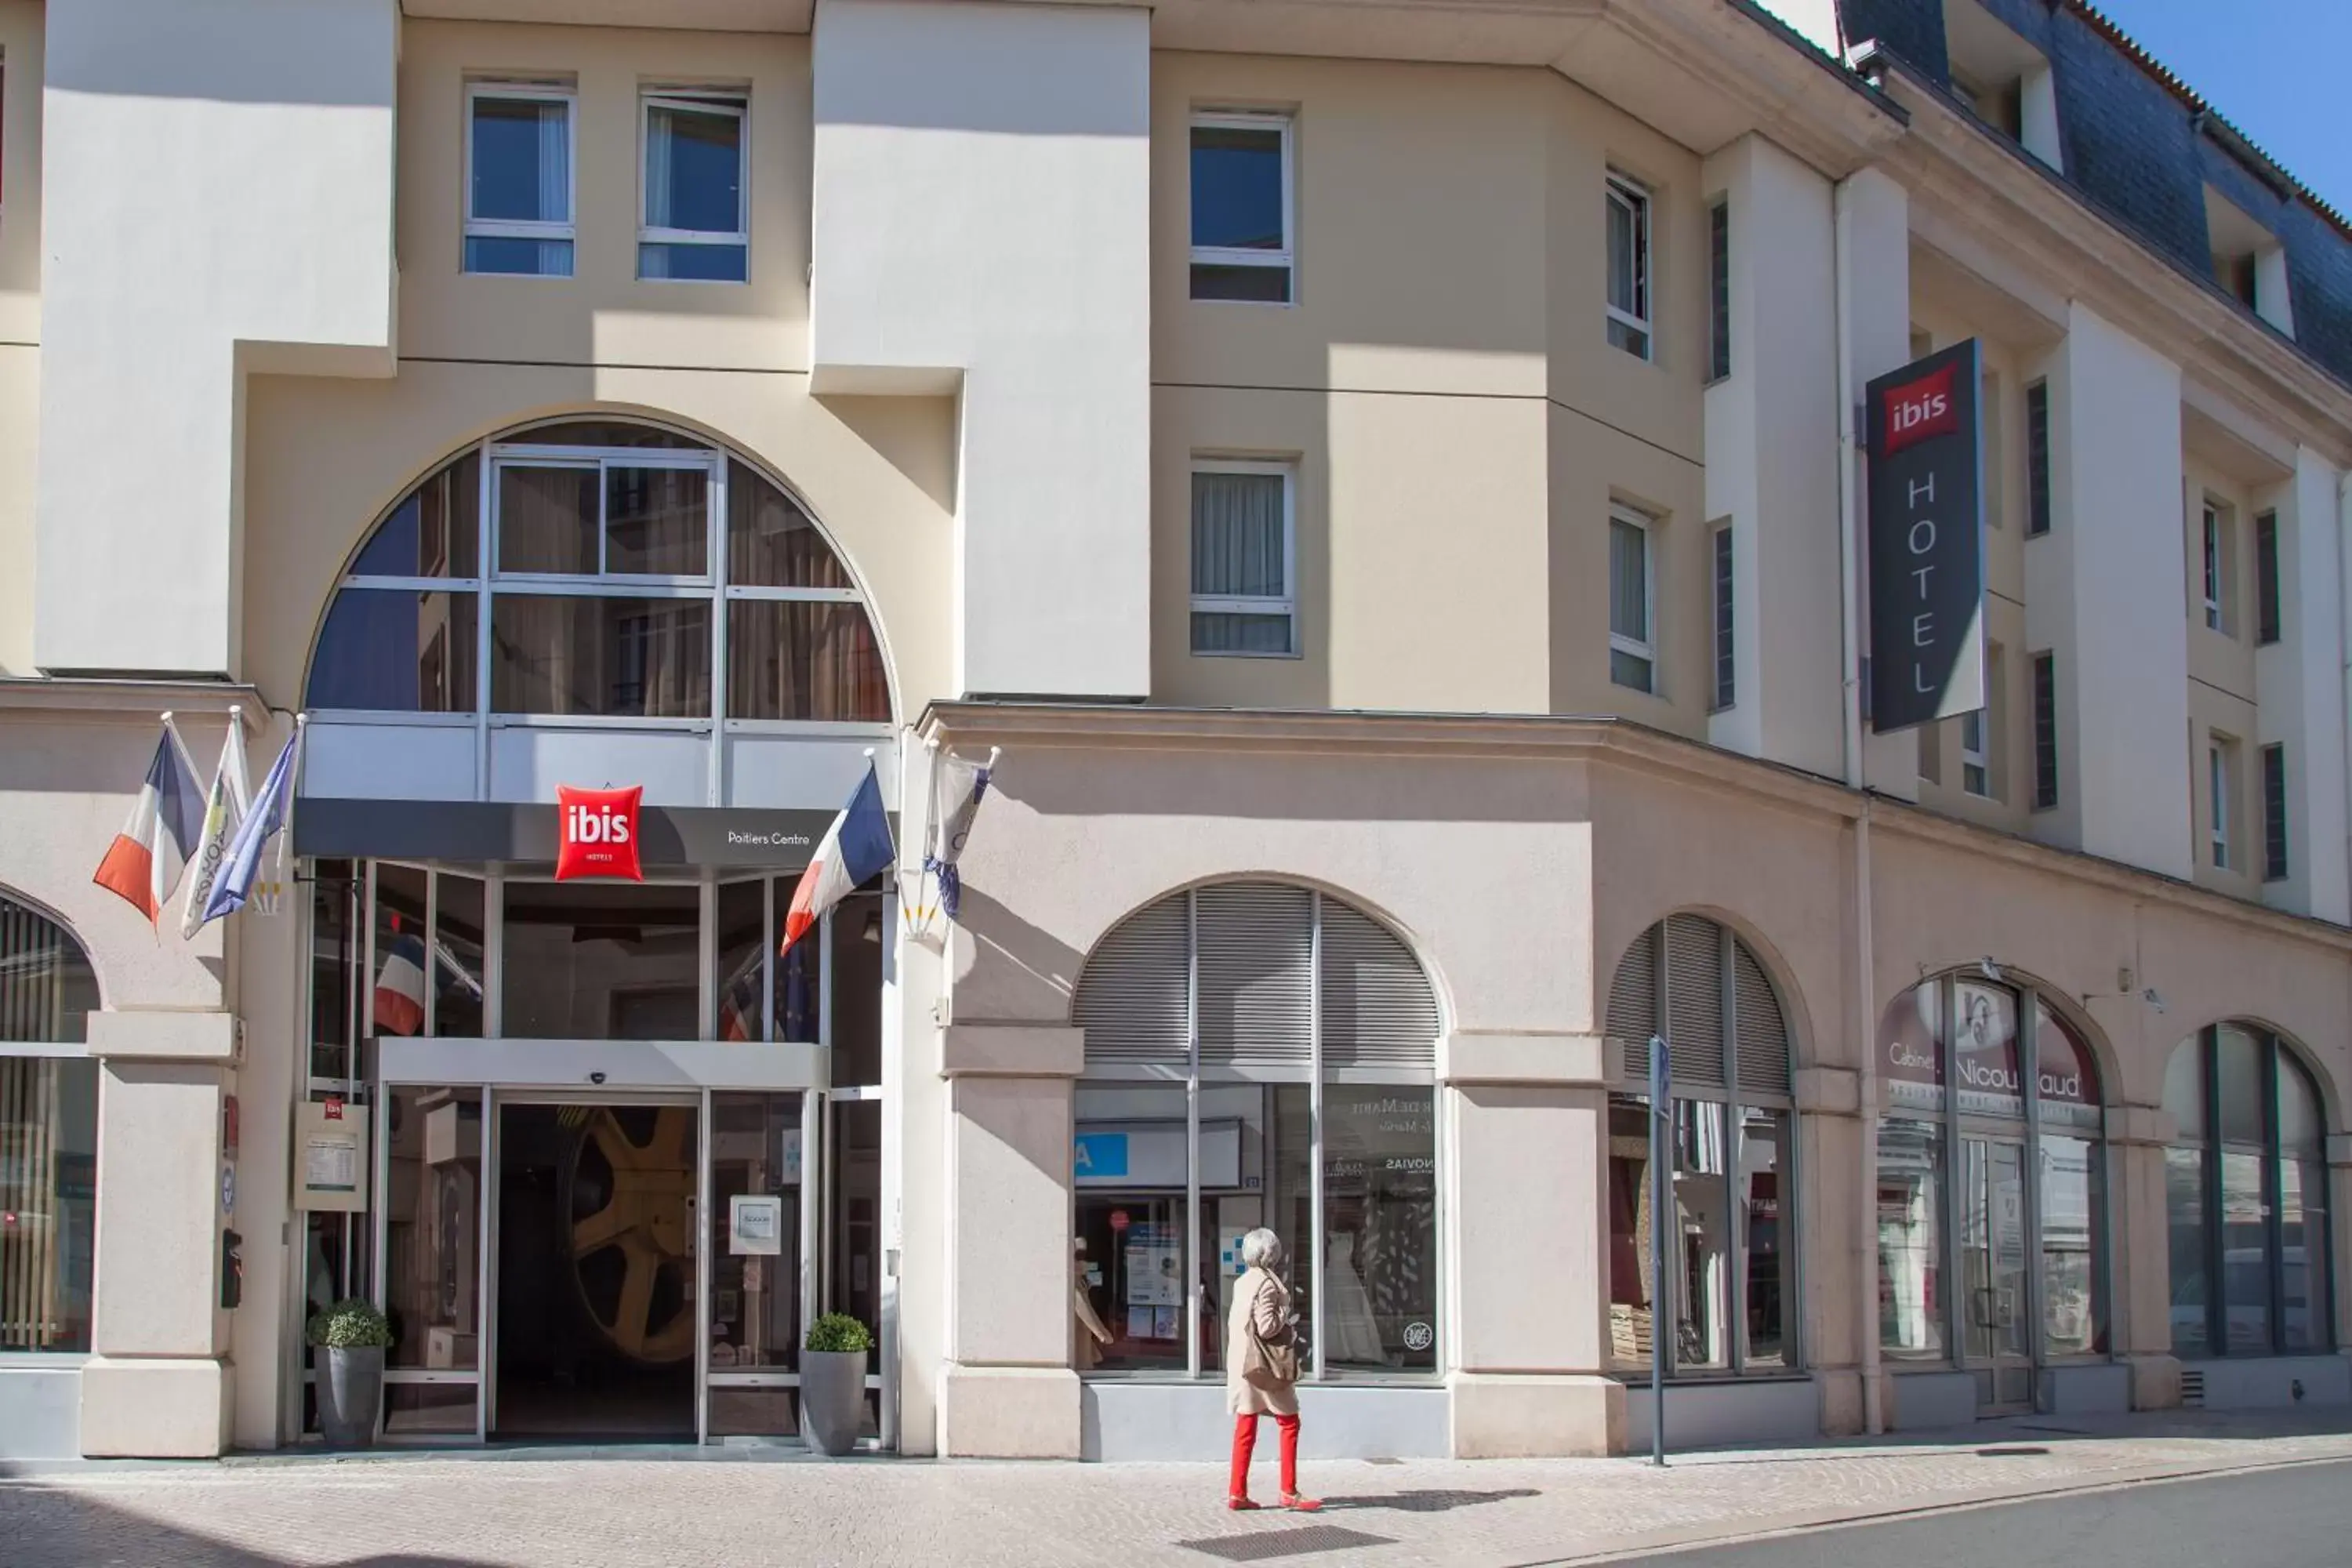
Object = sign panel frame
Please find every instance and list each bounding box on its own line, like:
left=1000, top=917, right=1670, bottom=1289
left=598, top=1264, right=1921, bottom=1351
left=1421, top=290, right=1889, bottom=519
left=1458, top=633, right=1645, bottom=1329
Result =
left=1867, top=338, right=1988, bottom=735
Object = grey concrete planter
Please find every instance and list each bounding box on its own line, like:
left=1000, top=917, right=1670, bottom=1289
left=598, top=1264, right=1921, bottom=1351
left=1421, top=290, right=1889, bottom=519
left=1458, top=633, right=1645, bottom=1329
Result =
left=318, top=1345, right=383, bottom=1448
left=800, top=1348, right=868, bottom=1456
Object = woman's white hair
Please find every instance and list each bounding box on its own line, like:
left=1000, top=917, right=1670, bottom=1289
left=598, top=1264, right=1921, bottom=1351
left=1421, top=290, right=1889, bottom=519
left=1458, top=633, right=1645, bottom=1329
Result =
left=1240, top=1228, right=1284, bottom=1269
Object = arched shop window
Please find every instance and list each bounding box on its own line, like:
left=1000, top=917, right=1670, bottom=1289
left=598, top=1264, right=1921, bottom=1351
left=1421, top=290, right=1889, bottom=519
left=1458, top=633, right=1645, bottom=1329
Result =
left=1070, top=883, right=1442, bottom=1381
left=0, top=891, right=101, bottom=1354
left=2163, top=1025, right=2332, bottom=1359
left=1873, top=973, right=2107, bottom=1404
left=306, top=418, right=890, bottom=723
left=1603, top=914, right=1797, bottom=1377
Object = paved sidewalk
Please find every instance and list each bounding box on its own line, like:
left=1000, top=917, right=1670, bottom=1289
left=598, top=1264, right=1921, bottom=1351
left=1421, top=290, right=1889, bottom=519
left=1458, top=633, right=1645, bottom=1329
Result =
left=5, top=1408, right=2351, bottom=1567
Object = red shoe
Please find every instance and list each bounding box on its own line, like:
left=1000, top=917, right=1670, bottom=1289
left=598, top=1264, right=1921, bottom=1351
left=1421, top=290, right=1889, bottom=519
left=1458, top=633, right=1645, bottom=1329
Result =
left=1227, top=1496, right=1261, bottom=1512
left=1279, top=1494, right=1323, bottom=1512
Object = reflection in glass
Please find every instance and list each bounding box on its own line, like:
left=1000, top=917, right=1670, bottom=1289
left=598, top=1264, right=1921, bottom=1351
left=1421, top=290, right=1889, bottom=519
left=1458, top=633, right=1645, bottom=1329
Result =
left=500, top=883, right=702, bottom=1040
left=604, top=467, right=708, bottom=576
left=1671, top=1100, right=1733, bottom=1373
left=308, top=590, right=477, bottom=713
left=385, top=1383, right=479, bottom=1436
left=727, top=465, right=855, bottom=588
left=384, top=1087, right=483, bottom=1373
left=1606, top=1094, right=1653, bottom=1364
left=353, top=454, right=480, bottom=579
left=1739, top=1107, right=1791, bottom=1368
left=1951, top=981, right=2022, bottom=1117
left=0, top=1058, right=97, bottom=1353
left=1190, top=123, right=1283, bottom=251
left=2221, top=1149, right=2274, bottom=1354
left=2281, top=1158, right=2328, bottom=1352
left=1229, top=1084, right=1308, bottom=1378
left=432, top=876, right=485, bottom=1039
left=1878, top=1116, right=1944, bottom=1359
left=1073, top=1083, right=1189, bottom=1374
left=1961, top=1138, right=2031, bottom=1369
left=310, top=864, right=359, bottom=1083
left=1326, top=1086, right=1436, bottom=1373
left=2040, top=1134, right=2103, bottom=1356
left=0, top=893, right=100, bottom=1042
left=2217, top=1025, right=2267, bottom=1146
left=829, top=1102, right=883, bottom=1338
left=707, top=1092, right=803, bottom=1372
left=715, top=880, right=767, bottom=1043
left=2165, top=1145, right=2212, bottom=1358
left=830, top=892, right=884, bottom=1087
left=496, top=466, right=600, bottom=575
left=371, top=866, right=428, bottom=1036
left=775, top=929, right=818, bottom=1045
left=491, top=595, right=711, bottom=717
left=727, top=601, right=891, bottom=722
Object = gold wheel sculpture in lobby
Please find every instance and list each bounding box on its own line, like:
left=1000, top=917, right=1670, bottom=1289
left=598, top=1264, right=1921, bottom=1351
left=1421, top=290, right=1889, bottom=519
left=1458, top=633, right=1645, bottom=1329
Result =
left=561, top=1105, right=697, bottom=1365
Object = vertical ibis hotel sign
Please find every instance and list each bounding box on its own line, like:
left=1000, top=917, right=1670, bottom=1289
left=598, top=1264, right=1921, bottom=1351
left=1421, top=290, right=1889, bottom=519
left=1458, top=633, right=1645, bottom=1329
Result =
left=1867, top=339, right=1987, bottom=733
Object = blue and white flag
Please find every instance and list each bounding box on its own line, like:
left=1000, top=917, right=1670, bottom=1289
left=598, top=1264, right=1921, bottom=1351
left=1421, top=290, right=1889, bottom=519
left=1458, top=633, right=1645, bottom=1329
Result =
left=202, top=721, right=304, bottom=924
left=921, top=747, right=996, bottom=923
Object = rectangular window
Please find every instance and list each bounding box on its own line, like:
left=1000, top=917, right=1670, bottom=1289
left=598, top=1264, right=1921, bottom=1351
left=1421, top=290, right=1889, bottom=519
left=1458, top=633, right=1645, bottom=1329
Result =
left=1707, top=198, right=1730, bottom=381
left=640, top=92, right=748, bottom=282
left=2165, top=1145, right=2212, bottom=1358
left=1960, top=709, right=1989, bottom=797
left=2031, top=651, right=2058, bottom=810
left=1189, top=463, right=1295, bottom=656
left=1609, top=507, right=1655, bottom=693
left=464, top=84, right=575, bottom=277
left=2209, top=739, right=2234, bottom=870
left=2201, top=503, right=2230, bottom=634
left=0, top=1058, right=97, bottom=1355
left=1606, top=173, right=1653, bottom=360
left=2024, top=380, right=2051, bottom=536
left=1710, top=523, right=1734, bottom=710
left=1190, top=113, right=1292, bottom=303
left=2262, top=742, right=2288, bottom=882
left=501, top=881, right=703, bottom=1038
left=2255, top=510, right=2281, bottom=645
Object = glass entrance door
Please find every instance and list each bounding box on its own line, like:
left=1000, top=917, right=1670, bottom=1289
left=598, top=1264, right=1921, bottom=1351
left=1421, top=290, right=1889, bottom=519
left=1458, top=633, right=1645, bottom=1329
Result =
left=1961, top=1134, right=2034, bottom=1410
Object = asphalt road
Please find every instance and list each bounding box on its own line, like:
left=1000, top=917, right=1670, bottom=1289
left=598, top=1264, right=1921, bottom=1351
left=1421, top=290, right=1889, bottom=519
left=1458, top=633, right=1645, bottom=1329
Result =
left=1623, top=1457, right=2352, bottom=1568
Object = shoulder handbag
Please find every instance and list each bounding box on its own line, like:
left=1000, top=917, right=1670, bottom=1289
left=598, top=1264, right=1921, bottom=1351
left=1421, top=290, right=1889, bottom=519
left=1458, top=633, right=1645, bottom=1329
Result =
left=1244, top=1277, right=1301, bottom=1388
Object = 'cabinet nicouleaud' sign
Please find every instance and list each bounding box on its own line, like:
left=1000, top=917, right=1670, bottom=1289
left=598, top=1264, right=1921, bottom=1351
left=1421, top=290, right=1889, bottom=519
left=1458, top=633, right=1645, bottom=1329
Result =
left=1867, top=338, right=1987, bottom=735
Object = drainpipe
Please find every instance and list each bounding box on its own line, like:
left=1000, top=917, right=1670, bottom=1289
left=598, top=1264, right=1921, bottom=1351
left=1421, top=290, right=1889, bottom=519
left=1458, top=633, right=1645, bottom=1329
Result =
left=1833, top=172, right=1886, bottom=1436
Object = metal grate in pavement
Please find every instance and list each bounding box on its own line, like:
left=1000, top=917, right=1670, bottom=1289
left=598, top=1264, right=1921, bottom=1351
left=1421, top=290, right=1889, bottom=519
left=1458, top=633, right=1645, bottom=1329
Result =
left=1177, top=1525, right=1397, bottom=1561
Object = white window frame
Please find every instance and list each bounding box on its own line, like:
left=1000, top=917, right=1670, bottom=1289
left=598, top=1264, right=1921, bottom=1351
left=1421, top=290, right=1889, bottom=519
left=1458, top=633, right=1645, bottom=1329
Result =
left=1960, top=710, right=1990, bottom=797
left=2210, top=739, right=2233, bottom=869
left=1189, top=111, right=1294, bottom=304
left=638, top=89, right=750, bottom=282
left=463, top=82, right=578, bottom=271
left=1188, top=459, right=1297, bottom=659
left=1609, top=505, right=1657, bottom=694
left=1606, top=172, right=1653, bottom=361
left=2201, top=503, right=2226, bottom=633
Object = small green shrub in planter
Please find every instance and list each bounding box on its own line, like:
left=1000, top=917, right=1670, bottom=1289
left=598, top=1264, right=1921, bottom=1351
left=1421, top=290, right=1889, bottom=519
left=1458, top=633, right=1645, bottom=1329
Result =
left=804, top=1312, right=874, bottom=1355
left=801, top=1312, right=873, bottom=1455
left=307, top=1299, right=391, bottom=1448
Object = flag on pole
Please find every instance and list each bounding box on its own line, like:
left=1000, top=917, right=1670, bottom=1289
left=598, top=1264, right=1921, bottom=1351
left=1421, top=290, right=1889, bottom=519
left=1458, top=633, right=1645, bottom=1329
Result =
left=921, top=747, right=996, bottom=924
left=780, top=760, right=895, bottom=956
left=177, top=711, right=252, bottom=940
left=372, top=916, right=427, bottom=1036
left=93, top=721, right=205, bottom=924
left=202, top=721, right=304, bottom=924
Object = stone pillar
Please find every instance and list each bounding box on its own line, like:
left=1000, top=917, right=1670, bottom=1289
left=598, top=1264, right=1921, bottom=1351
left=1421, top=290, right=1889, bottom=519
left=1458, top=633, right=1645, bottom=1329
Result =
left=78, top=1011, right=237, bottom=1457
left=1442, top=1032, right=1621, bottom=1457
left=2107, top=1102, right=2181, bottom=1409
left=935, top=1024, right=1083, bottom=1457
left=2328, top=1134, right=2352, bottom=1359
left=1794, top=1067, right=1864, bottom=1434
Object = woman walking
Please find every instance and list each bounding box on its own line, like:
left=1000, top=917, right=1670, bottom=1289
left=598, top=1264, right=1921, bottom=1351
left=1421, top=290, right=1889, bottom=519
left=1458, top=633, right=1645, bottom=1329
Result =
left=1225, top=1228, right=1320, bottom=1512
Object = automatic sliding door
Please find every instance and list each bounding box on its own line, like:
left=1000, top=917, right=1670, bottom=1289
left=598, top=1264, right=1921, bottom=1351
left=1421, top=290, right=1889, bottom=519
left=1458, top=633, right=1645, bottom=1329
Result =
left=705, top=1091, right=805, bottom=1438
left=379, top=1086, right=486, bottom=1436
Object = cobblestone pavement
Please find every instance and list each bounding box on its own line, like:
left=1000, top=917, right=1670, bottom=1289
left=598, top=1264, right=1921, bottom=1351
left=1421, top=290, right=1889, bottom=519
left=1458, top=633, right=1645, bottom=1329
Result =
left=6, top=1409, right=2351, bottom=1568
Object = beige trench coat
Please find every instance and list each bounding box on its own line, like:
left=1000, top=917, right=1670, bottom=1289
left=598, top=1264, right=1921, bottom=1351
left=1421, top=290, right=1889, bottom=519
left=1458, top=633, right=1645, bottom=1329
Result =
left=1225, top=1266, right=1300, bottom=1417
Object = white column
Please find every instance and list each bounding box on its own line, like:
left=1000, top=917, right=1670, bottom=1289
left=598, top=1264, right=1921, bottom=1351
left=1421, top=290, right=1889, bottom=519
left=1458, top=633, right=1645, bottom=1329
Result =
left=2256, top=448, right=2349, bottom=922
left=2024, top=303, right=2191, bottom=877
left=1704, top=136, right=1843, bottom=779
left=33, top=0, right=397, bottom=677
left=810, top=0, right=1151, bottom=701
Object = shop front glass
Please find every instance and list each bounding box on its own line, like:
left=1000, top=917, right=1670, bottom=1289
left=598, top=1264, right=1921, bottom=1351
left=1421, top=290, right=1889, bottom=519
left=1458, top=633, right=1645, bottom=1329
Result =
left=0, top=892, right=101, bottom=1359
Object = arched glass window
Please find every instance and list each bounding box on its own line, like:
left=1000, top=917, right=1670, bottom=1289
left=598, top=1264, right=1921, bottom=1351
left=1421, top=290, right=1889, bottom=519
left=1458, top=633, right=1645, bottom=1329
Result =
left=0, top=891, right=100, bottom=1354
left=307, top=419, right=890, bottom=724
left=1602, top=914, right=1797, bottom=1377
left=1871, top=972, right=2107, bottom=1409
left=2164, top=1025, right=2333, bottom=1359
left=1070, top=883, right=1441, bottom=1382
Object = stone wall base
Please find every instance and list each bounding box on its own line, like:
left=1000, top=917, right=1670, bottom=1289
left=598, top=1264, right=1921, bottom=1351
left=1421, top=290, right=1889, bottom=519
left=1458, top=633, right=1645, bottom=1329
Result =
left=940, top=1363, right=1080, bottom=1457
left=1446, top=1371, right=1622, bottom=1457
left=80, top=1357, right=230, bottom=1457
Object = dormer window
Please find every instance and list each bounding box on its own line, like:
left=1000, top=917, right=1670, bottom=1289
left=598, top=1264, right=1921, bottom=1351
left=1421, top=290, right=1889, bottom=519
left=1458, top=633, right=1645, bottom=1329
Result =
left=2205, top=186, right=2295, bottom=337
left=1944, top=0, right=2063, bottom=172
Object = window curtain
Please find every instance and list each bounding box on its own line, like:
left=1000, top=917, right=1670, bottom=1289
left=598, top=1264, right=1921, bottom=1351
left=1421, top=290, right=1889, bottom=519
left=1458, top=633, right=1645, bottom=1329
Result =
left=1609, top=518, right=1647, bottom=642
left=727, top=601, right=889, bottom=722
left=536, top=100, right=571, bottom=274
left=726, top=465, right=854, bottom=590
left=498, top=466, right=598, bottom=575
left=1191, top=472, right=1288, bottom=655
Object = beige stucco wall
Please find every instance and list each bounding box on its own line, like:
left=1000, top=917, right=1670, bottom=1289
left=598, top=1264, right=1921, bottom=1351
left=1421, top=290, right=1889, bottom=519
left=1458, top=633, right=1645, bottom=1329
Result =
left=0, top=1, right=45, bottom=678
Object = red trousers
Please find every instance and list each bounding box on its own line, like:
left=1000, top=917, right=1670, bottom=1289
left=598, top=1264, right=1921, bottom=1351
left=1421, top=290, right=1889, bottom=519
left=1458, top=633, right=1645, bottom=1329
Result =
left=1229, top=1412, right=1300, bottom=1498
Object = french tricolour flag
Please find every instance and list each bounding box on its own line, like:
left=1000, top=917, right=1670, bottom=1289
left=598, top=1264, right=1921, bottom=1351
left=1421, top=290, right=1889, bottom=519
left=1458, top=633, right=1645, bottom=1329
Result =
left=780, top=761, right=895, bottom=956
left=93, top=725, right=206, bottom=924
left=373, top=919, right=427, bottom=1036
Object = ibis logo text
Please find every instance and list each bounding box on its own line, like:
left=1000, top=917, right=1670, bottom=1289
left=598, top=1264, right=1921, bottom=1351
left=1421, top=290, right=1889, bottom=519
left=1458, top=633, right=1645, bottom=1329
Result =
left=554, top=785, right=645, bottom=883
left=1880, top=362, right=1959, bottom=456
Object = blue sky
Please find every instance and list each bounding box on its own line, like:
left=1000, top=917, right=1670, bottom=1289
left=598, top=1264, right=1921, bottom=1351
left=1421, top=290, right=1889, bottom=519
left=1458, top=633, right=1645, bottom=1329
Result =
left=2096, top=1, right=2352, bottom=213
